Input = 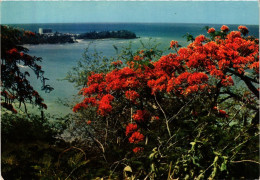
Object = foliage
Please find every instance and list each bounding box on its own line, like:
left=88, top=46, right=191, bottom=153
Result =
left=1, top=25, right=53, bottom=113
left=72, top=25, right=259, bottom=179
left=64, top=39, right=163, bottom=88
left=21, top=32, right=75, bottom=44
left=1, top=112, right=115, bottom=179
left=78, top=30, right=137, bottom=39
left=1, top=25, right=259, bottom=179
left=1, top=113, right=65, bottom=179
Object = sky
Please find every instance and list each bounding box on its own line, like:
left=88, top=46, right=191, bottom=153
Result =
left=1, top=1, right=259, bottom=25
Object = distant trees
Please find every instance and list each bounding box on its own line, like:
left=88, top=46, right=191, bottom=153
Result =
left=1, top=25, right=53, bottom=113
left=19, top=29, right=137, bottom=44
left=21, top=33, right=75, bottom=44
left=78, top=30, right=137, bottom=39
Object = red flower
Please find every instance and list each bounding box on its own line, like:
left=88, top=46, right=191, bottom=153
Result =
left=207, top=28, right=215, bottom=34
left=125, top=90, right=139, bottom=102
left=185, top=85, right=199, bottom=94
left=151, top=116, right=160, bottom=121
left=174, top=72, right=191, bottom=85
left=213, top=107, right=228, bottom=118
left=219, top=109, right=228, bottom=117
left=82, top=83, right=99, bottom=95
left=87, top=73, right=104, bottom=85
left=218, top=59, right=230, bottom=70
left=133, top=55, right=143, bottom=61
left=132, top=110, right=150, bottom=122
left=125, top=123, right=138, bottom=136
left=249, top=62, right=259, bottom=74
left=86, top=120, right=91, bottom=125
left=221, top=25, right=229, bottom=32
left=73, top=102, right=88, bottom=112
left=7, top=48, right=18, bottom=54
left=221, top=76, right=234, bottom=87
left=133, top=147, right=144, bottom=153
left=210, top=69, right=224, bottom=79
left=129, top=131, right=144, bottom=144
left=111, top=60, right=123, bottom=66
left=98, top=94, right=114, bottom=116
left=195, top=35, right=207, bottom=43
left=83, top=97, right=97, bottom=106
left=187, top=72, right=208, bottom=85
left=238, top=26, right=249, bottom=35
left=170, top=40, right=179, bottom=49
left=226, top=31, right=241, bottom=40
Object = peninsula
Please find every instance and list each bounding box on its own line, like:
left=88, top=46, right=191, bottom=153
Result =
left=77, top=30, right=137, bottom=39
left=21, top=29, right=138, bottom=45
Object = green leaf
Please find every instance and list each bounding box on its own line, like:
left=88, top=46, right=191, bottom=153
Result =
left=151, top=163, right=155, bottom=172
left=124, top=165, right=132, bottom=172
left=192, top=156, right=201, bottom=167
left=220, top=162, right=227, bottom=171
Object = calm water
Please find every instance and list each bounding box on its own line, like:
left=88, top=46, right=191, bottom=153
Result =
left=9, top=23, right=259, bottom=115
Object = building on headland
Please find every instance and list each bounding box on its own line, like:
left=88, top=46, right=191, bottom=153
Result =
left=39, top=28, right=53, bottom=35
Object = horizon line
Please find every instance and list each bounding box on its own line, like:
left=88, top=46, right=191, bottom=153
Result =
left=2, top=22, right=259, bottom=26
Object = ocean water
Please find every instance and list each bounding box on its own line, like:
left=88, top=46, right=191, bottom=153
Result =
left=10, top=23, right=259, bottom=115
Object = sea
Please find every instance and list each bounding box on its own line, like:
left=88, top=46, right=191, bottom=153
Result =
left=8, top=23, right=259, bottom=116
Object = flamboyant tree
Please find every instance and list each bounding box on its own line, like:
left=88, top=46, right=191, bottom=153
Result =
left=1, top=25, right=53, bottom=113
left=73, top=25, right=259, bottom=179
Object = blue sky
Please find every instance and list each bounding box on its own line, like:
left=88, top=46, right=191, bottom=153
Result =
left=1, top=1, right=259, bottom=25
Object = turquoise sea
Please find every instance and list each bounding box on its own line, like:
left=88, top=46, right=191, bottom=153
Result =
left=9, top=23, right=259, bottom=115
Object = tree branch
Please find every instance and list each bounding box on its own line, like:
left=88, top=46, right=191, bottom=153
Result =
left=154, top=94, right=171, bottom=137
left=227, top=69, right=259, bottom=98
left=230, top=160, right=260, bottom=165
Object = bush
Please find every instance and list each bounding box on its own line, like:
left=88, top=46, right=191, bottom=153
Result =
left=72, top=25, right=259, bottom=179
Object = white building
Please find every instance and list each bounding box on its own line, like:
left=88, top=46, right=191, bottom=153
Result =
left=39, top=28, right=52, bottom=35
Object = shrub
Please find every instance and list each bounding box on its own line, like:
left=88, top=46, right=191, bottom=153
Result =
left=72, top=25, right=259, bottom=179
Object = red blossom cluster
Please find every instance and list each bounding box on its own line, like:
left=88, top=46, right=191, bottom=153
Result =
left=221, top=25, right=229, bottom=32
left=98, top=94, right=114, bottom=116
left=139, top=50, right=144, bottom=54
left=111, top=60, right=123, bottom=66
left=7, top=48, right=18, bottom=54
left=1, top=26, right=52, bottom=113
left=125, top=90, right=139, bottom=102
left=207, top=28, right=216, bottom=34
left=73, top=25, right=258, bottom=153
left=133, top=147, right=144, bottom=153
left=128, top=131, right=145, bottom=144
left=133, top=55, right=144, bottom=61
left=194, top=35, right=208, bottom=44
left=126, top=123, right=138, bottom=136
left=213, top=106, right=228, bottom=117
left=221, top=76, right=234, bottom=87
left=249, top=62, right=259, bottom=74
left=125, top=123, right=145, bottom=152
left=170, top=40, right=179, bottom=49
left=132, top=110, right=150, bottom=122
left=238, top=26, right=249, bottom=35
left=74, top=25, right=258, bottom=113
